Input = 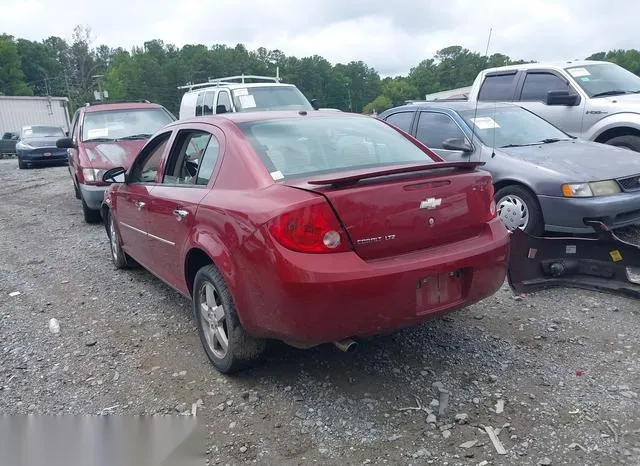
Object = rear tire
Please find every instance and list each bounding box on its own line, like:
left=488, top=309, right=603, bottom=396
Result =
left=81, top=196, right=102, bottom=224
left=605, top=134, right=640, bottom=153
left=193, top=264, right=266, bottom=374
left=495, top=185, right=544, bottom=236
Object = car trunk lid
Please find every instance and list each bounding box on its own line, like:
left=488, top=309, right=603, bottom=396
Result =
left=285, top=162, right=496, bottom=260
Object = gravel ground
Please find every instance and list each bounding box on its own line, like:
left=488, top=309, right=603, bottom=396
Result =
left=1, top=159, right=639, bottom=466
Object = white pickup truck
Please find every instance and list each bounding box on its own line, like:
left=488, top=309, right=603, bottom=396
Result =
left=458, top=60, right=640, bottom=152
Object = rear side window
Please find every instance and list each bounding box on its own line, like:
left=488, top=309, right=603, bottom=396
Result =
left=384, top=111, right=414, bottom=132
left=478, top=73, right=517, bottom=101
left=237, top=116, right=435, bottom=180
left=519, top=72, right=570, bottom=101
left=202, top=91, right=215, bottom=115
left=195, top=93, right=205, bottom=116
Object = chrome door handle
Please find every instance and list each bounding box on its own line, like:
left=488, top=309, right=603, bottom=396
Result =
left=173, top=209, right=188, bottom=221
left=135, top=201, right=146, bottom=210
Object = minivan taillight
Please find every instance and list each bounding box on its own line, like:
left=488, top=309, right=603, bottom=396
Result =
left=268, top=201, right=352, bottom=254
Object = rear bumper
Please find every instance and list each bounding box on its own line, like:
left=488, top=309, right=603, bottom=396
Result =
left=79, top=183, right=106, bottom=210
left=236, top=219, right=510, bottom=344
left=539, top=193, right=640, bottom=234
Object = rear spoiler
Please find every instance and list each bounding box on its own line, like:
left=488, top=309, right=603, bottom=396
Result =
left=508, top=221, right=640, bottom=299
left=307, top=161, right=485, bottom=187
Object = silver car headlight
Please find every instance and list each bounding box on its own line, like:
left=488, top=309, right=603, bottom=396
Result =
left=562, top=180, right=621, bottom=197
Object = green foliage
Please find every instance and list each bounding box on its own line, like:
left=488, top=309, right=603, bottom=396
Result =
left=3, top=26, right=640, bottom=114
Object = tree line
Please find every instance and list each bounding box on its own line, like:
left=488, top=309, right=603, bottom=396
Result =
left=1, top=25, right=639, bottom=115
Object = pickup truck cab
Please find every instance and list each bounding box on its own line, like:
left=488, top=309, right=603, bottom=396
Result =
left=465, top=60, right=640, bottom=152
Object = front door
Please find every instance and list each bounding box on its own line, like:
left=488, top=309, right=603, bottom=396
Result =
left=145, top=125, right=224, bottom=289
left=515, top=70, right=586, bottom=137
left=114, top=131, right=172, bottom=267
left=413, top=111, right=475, bottom=161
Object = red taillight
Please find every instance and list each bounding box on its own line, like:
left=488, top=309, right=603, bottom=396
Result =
left=268, top=201, right=351, bottom=254
left=487, top=181, right=497, bottom=220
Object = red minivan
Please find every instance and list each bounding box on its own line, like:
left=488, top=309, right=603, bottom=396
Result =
left=56, top=100, right=175, bottom=223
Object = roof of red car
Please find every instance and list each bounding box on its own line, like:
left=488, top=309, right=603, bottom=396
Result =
left=83, top=102, right=166, bottom=113
left=175, top=110, right=368, bottom=127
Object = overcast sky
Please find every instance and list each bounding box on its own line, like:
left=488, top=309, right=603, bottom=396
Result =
left=2, top=0, right=637, bottom=76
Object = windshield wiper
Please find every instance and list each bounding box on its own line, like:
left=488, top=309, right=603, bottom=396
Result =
left=537, top=138, right=566, bottom=144
left=592, top=90, right=630, bottom=98
left=82, top=137, right=114, bottom=143
left=499, top=143, right=538, bottom=148
left=116, top=133, right=153, bottom=140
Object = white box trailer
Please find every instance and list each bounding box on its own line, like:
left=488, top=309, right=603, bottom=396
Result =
left=0, top=95, right=71, bottom=134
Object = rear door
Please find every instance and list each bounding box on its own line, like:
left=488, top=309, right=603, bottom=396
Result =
left=114, top=131, right=172, bottom=266
left=145, top=124, right=225, bottom=287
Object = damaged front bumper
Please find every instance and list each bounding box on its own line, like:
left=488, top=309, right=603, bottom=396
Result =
left=507, top=221, right=640, bottom=299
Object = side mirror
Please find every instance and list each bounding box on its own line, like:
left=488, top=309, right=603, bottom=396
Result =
left=56, top=137, right=75, bottom=149
left=310, top=99, right=320, bottom=110
left=546, top=90, right=579, bottom=106
left=102, top=166, right=127, bottom=183
left=215, top=105, right=228, bottom=114
left=442, top=137, right=473, bottom=153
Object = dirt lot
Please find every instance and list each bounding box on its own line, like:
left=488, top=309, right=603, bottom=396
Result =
left=1, top=159, right=639, bottom=465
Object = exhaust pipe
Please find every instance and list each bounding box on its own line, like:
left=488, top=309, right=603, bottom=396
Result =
left=333, top=338, right=358, bottom=352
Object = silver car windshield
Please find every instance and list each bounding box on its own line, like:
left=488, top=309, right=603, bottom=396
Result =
left=566, top=63, right=640, bottom=98
left=458, top=106, right=571, bottom=148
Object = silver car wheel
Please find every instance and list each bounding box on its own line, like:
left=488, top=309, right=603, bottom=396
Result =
left=497, top=194, right=530, bottom=231
left=199, top=281, right=229, bottom=360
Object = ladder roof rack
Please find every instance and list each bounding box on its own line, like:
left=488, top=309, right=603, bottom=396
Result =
left=177, top=72, right=282, bottom=92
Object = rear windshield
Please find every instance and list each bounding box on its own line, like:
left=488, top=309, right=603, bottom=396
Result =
left=237, top=116, right=436, bottom=180
left=82, top=108, right=174, bottom=142
left=231, top=86, right=313, bottom=112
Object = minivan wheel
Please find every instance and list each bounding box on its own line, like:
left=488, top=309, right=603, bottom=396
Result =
left=605, top=134, right=640, bottom=153
left=81, top=196, right=102, bottom=224
left=495, top=185, right=544, bottom=236
left=193, top=265, right=266, bottom=374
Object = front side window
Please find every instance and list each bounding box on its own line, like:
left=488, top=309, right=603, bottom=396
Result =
left=237, top=115, right=435, bottom=180
left=81, top=108, right=174, bottom=142
left=202, top=91, right=215, bottom=115
left=566, top=63, right=640, bottom=98
left=231, top=86, right=313, bottom=112
left=520, top=73, right=571, bottom=101
left=415, top=112, right=466, bottom=149
left=458, top=106, right=570, bottom=149
left=217, top=91, right=232, bottom=113
left=129, top=132, right=172, bottom=183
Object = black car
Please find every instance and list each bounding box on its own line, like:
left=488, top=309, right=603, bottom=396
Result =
left=16, top=125, right=69, bottom=169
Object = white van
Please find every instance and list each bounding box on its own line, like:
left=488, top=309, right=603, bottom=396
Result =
left=178, top=74, right=318, bottom=120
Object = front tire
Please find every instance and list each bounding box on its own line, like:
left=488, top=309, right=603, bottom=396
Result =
left=193, top=265, right=266, bottom=374
left=495, top=185, right=544, bottom=236
left=18, top=158, right=26, bottom=169
left=605, top=134, right=640, bottom=153
left=107, top=212, right=130, bottom=269
left=81, top=196, right=102, bottom=224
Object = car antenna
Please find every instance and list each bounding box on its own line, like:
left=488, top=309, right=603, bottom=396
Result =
left=470, top=27, right=493, bottom=162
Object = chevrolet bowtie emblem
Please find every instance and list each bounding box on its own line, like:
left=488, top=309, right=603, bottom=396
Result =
left=419, top=197, right=442, bottom=210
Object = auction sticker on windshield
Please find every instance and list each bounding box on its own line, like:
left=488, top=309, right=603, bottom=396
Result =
left=238, top=95, right=257, bottom=108
left=234, top=88, right=249, bottom=96
left=87, top=128, right=109, bottom=138
left=470, top=117, right=500, bottom=129
left=567, top=67, right=591, bottom=78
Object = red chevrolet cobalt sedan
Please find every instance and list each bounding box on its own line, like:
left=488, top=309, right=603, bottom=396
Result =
left=100, top=110, right=510, bottom=373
